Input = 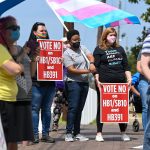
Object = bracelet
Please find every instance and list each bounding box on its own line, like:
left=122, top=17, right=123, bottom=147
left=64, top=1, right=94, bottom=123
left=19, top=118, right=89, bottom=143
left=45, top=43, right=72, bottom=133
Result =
left=90, top=62, right=94, bottom=65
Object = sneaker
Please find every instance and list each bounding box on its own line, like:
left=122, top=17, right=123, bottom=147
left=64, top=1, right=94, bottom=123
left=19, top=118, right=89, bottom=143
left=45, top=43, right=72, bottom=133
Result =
left=75, top=134, right=89, bottom=141
left=121, top=134, right=130, bottom=141
left=95, top=134, right=104, bottom=142
left=33, top=135, right=39, bottom=144
left=65, top=134, right=74, bottom=142
left=41, top=135, right=55, bottom=143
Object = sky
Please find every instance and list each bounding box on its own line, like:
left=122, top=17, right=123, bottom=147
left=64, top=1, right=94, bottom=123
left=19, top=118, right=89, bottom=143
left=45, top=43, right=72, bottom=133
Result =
left=2, top=0, right=149, bottom=52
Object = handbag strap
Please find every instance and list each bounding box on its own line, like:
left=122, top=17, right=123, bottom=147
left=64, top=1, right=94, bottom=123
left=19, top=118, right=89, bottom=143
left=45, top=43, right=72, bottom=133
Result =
left=80, top=48, right=90, bottom=68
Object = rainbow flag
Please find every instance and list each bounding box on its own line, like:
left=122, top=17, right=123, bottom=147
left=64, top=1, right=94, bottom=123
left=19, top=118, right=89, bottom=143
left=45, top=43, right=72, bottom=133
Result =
left=46, top=0, right=140, bottom=28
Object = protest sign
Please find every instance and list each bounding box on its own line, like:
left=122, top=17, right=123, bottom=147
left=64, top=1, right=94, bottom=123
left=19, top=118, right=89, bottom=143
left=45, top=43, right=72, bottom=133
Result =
left=99, top=83, right=129, bottom=123
left=37, top=40, right=63, bottom=81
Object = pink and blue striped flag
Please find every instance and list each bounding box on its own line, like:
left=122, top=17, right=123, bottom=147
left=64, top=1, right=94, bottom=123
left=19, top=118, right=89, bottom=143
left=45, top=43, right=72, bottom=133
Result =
left=46, top=0, right=140, bottom=28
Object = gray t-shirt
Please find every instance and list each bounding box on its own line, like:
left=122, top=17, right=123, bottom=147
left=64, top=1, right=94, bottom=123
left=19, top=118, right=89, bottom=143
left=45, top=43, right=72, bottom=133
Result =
left=63, top=45, right=91, bottom=82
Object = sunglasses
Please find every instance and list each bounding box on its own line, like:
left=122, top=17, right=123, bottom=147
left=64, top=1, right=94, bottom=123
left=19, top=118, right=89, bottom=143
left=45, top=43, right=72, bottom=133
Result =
left=6, top=25, right=20, bottom=31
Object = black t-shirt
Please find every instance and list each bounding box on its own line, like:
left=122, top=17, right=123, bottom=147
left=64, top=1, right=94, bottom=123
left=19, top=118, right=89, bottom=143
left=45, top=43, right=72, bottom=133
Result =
left=93, top=46, right=130, bottom=83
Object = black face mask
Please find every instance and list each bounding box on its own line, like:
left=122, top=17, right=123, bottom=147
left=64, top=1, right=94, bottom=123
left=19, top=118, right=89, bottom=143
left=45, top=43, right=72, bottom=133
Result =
left=72, top=42, right=80, bottom=49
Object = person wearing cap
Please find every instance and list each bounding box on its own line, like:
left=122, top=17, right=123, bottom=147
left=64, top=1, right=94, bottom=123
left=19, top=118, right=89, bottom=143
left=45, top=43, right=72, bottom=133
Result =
left=63, top=29, right=96, bottom=142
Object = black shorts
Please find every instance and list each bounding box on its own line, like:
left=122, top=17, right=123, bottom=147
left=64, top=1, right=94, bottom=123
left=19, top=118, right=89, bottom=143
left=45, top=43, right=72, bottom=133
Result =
left=0, top=100, right=18, bottom=142
left=0, top=100, right=33, bottom=142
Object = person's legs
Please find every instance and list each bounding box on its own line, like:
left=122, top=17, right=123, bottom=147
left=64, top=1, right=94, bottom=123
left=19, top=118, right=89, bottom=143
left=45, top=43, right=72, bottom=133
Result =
left=32, top=86, right=43, bottom=142
left=73, top=82, right=89, bottom=135
left=119, top=123, right=127, bottom=132
left=52, top=89, right=64, bottom=131
left=65, top=82, right=81, bottom=134
left=138, top=79, right=149, bottom=130
left=143, top=86, right=150, bottom=150
left=7, top=143, right=17, bottom=150
left=96, top=87, right=104, bottom=142
left=119, top=123, right=130, bottom=141
left=41, top=85, right=55, bottom=137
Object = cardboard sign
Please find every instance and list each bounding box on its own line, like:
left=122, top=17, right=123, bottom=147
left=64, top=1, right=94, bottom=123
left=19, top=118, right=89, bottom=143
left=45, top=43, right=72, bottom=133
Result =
left=37, top=40, right=63, bottom=81
left=99, top=83, right=129, bottom=123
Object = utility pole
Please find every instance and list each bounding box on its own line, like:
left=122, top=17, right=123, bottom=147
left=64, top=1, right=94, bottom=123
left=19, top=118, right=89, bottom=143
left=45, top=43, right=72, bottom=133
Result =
left=63, top=22, right=74, bottom=37
left=97, top=0, right=106, bottom=45
left=118, top=0, right=121, bottom=42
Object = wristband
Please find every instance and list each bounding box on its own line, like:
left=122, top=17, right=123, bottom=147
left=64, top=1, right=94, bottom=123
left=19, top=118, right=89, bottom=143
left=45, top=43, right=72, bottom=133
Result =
left=90, top=62, right=94, bottom=64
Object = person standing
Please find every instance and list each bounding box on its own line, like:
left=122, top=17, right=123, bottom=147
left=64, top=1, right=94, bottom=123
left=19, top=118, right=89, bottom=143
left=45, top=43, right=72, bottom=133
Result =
left=27, top=22, right=55, bottom=143
left=63, top=29, right=96, bottom=142
left=140, top=32, right=150, bottom=150
left=93, top=27, right=131, bottom=142
left=52, top=37, right=69, bottom=132
left=0, top=16, right=24, bottom=150
left=137, top=51, right=149, bottom=130
left=9, top=43, right=34, bottom=146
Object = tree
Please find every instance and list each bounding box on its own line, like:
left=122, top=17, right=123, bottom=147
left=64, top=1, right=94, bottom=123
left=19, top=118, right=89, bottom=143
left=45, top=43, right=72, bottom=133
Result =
left=127, top=0, right=150, bottom=74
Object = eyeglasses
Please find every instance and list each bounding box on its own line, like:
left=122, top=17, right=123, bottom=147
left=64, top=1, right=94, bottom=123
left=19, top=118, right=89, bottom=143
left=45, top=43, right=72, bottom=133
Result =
left=6, top=25, right=20, bottom=31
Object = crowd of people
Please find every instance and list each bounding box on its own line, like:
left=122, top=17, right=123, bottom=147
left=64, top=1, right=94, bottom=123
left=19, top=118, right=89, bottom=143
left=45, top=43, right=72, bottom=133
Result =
left=0, top=15, right=150, bottom=150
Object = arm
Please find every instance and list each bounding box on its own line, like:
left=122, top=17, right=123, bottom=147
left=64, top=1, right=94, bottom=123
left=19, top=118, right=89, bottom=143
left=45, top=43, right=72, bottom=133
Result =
left=30, top=61, right=37, bottom=77
left=67, top=65, right=90, bottom=74
left=130, top=85, right=140, bottom=97
left=86, top=53, right=96, bottom=73
left=141, top=53, right=150, bottom=81
left=30, top=47, right=40, bottom=77
left=136, top=60, right=143, bottom=74
left=1, top=59, right=24, bottom=76
left=125, top=71, right=132, bottom=86
left=16, top=43, right=30, bottom=63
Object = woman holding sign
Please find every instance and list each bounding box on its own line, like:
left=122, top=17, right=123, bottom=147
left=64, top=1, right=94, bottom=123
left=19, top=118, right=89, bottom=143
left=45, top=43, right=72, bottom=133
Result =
left=63, top=29, right=96, bottom=142
left=93, top=27, right=132, bottom=142
left=27, top=22, right=55, bottom=144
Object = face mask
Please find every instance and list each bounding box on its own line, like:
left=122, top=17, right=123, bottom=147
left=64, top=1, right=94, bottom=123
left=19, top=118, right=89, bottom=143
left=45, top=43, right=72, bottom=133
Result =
left=10, top=30, right=20, bottom=42
left=72, top=42, right=80, bottom=49
left=36, top=32, right=47, bottom=39
left=107, top=36, right=116, bottom=44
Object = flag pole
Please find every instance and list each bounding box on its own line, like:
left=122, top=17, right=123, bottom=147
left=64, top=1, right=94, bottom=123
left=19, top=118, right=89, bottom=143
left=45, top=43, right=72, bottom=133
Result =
left=49, top=4, right=69, bottom=32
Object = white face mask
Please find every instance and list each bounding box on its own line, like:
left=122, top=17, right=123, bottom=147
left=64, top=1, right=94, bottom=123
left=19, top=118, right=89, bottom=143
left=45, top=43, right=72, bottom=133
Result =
left=107, top=35, right=116, bottom=44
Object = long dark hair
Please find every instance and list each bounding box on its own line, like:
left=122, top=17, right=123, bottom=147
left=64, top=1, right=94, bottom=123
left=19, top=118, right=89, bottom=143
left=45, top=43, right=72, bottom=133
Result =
left=28, top=22, right=49, bottom=41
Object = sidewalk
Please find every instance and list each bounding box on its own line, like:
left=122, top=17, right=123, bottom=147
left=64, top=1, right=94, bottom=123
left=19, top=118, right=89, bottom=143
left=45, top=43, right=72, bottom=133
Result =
left=18, top=115, right=144, bottom=150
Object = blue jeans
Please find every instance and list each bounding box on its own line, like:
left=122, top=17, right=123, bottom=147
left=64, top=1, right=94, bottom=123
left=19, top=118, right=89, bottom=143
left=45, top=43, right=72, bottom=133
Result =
left=138, top=79, right=149, bottom=130
left=32, top=84, right=55, bottom=136
left=65, top=81, right=89, bottom=135
left=143, top=86, right=150, bottom=150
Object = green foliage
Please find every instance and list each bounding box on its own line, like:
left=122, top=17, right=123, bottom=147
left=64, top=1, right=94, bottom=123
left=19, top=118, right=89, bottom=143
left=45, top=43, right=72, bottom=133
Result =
left=127, top=27, right=148, bottom=74
left=141, top=8, right=150, bottom=22
left=127, top=1, right=150, bottom=74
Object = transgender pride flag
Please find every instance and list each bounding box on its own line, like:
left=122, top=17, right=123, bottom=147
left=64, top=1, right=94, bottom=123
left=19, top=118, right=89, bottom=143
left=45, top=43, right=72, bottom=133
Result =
left=46, top=0, right=140, bottom=28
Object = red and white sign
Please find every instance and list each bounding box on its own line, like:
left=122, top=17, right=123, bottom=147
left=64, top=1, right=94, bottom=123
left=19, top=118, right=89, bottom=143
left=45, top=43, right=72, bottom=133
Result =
left=99, top=83, right=129, bottom=123
left=37, top=40, right=63, bottom=81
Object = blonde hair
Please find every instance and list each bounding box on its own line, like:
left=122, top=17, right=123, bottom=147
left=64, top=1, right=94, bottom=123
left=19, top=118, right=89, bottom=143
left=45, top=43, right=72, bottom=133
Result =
left=99, top=27, right=119, bottom=50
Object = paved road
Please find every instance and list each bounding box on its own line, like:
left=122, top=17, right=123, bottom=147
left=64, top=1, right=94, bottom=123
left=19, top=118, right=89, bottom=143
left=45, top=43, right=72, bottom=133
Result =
left=18, top=117, right=144, bottom=150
